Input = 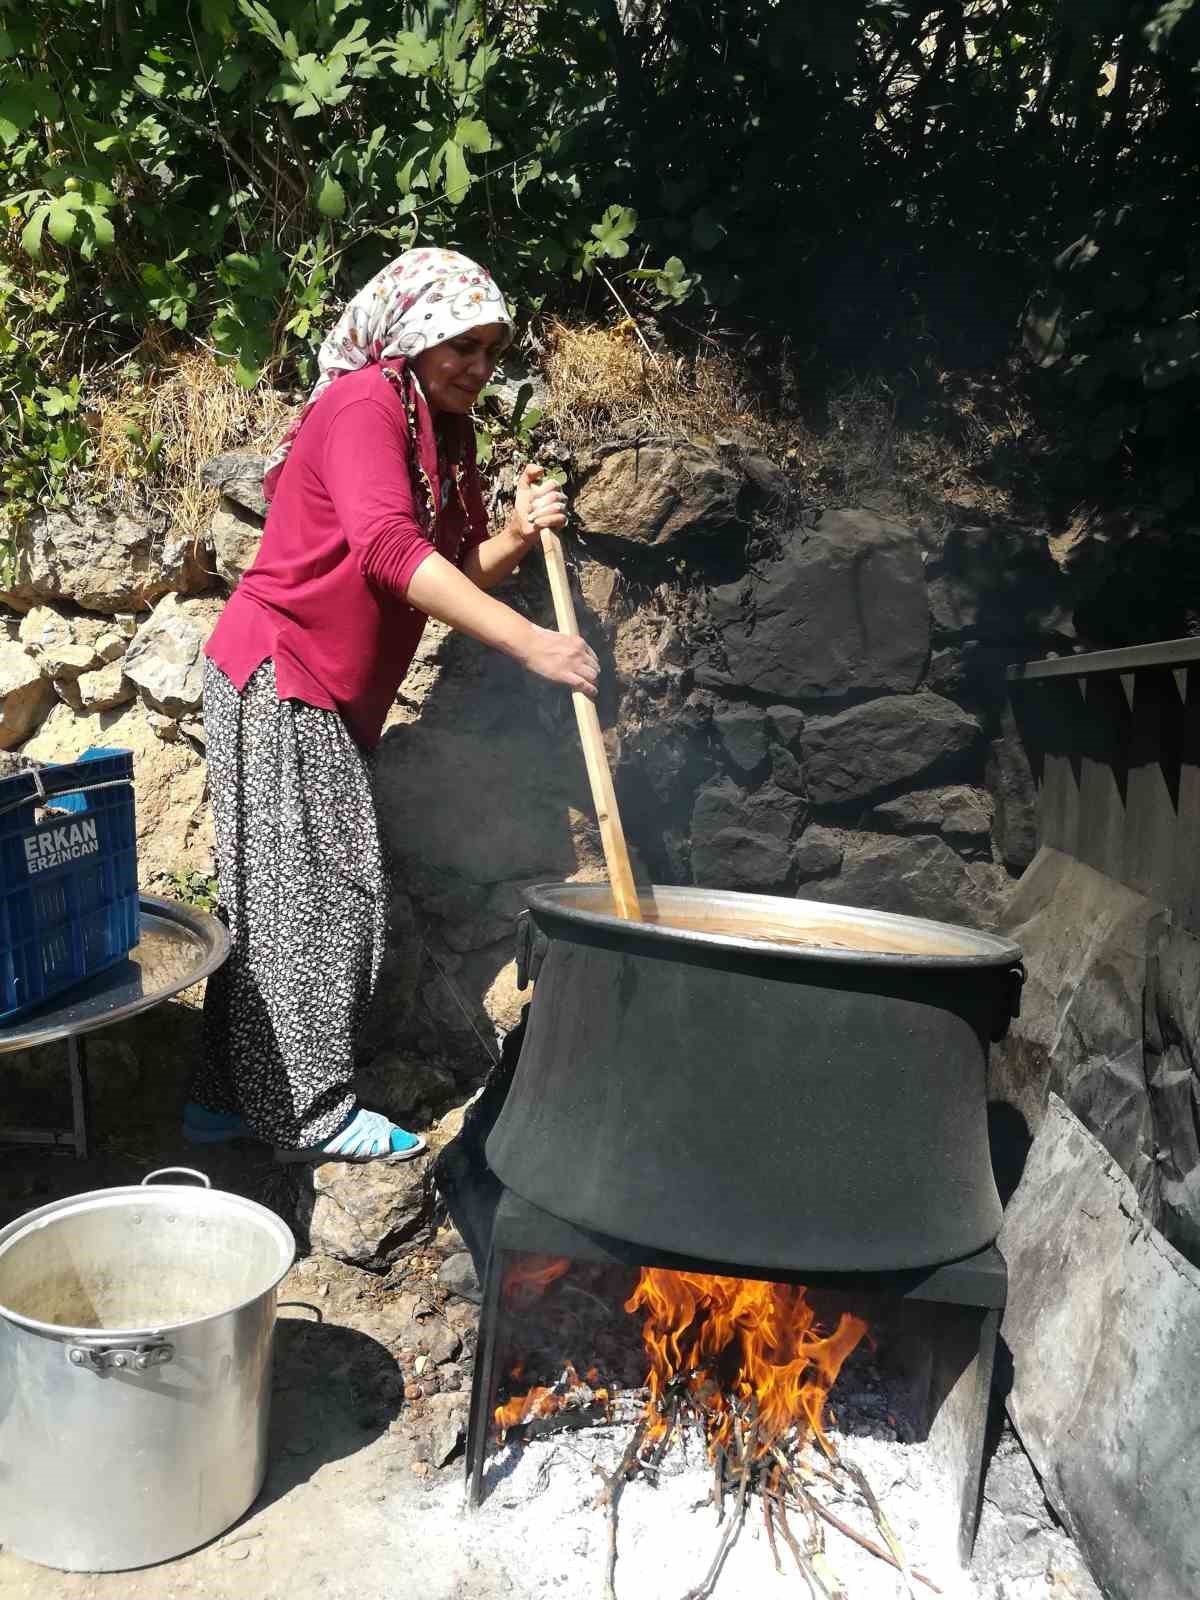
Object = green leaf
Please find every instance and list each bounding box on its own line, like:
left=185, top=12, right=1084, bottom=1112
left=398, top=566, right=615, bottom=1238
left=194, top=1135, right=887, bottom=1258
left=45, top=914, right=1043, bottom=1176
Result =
left=215, top=55, right=249, bottom=93
left=46, top=199, right=79, bottom=245
left=454, top=117, right=493, bottom=153
left=442, top=140, right=470, bottom=204
left=0, top=85, right=38, bottom=147
left=134, top=65, right=167, bottom=97
left=314, top=171, right=346, bottom=218
left=391, top=32, right=439, bottom=76
left=237, top=0, right=288, bottom=55
left=690, top=208, right=726, bottom=253
left=20, top=205, right=50, bottom=258
left=590, top=204, right=637, bottom=260
left=200, top=0, right=236, bottom=33
left=86, top=206, right=115, bottom=249
left=221, top=250, right=285, bottom=297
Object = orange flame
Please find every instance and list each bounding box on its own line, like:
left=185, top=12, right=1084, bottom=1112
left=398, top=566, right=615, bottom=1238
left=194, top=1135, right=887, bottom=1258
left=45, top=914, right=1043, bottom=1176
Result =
left=493, top=1360, right=609, bottom=1431
left=625, top=1270, right=868, bottom=1455
left=500, top=1253, right=570, bottom=1307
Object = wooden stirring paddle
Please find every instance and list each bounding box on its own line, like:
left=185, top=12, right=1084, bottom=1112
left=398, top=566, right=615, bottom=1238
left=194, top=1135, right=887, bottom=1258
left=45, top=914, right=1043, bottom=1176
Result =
left=540, top=528, right=642, bottom=921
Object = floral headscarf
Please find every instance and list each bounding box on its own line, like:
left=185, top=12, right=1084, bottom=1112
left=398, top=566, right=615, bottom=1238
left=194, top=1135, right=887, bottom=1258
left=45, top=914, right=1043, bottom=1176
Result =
left=263, top=248, right=513, bottom=501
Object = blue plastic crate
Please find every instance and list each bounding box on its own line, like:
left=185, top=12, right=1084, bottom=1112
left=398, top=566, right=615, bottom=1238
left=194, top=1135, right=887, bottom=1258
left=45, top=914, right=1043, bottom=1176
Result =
left=0, top=747, right=138, bottom=1024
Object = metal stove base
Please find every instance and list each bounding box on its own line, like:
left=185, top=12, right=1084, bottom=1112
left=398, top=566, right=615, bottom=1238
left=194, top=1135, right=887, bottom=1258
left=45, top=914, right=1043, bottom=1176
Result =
left=465, top=1187, right=1006, bottom=1566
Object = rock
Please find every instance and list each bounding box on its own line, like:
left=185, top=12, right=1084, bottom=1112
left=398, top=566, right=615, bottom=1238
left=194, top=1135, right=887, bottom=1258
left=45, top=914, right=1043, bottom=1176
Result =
left=989, top=848, right=1159, bottom=1215
left=375, top=635, right=594, bottom=887
left=972, top=1426, right=1103, bottom=1599
left=692, top=826, right=792, bottom=892
left=739, top=449, right=788, bottom=506
left=576, top=559, right=620, bottom=627
left=871, top=784, right=995, bottom=857
left=122, top=591, right=224, bottom=717
left=52, top=676, right=83, bottom=712
left=358, top=937, right=424, bottom=1060
left=987, top=702, right=1039, bottom=872
left=1000, top=1095, right=1200, bottom=1600
left=357, top=1052, right=456, bottom=1123
left=713, top=706, right=769, bottom=773
left=147, top=710, right=179, bottom=741
left=791, top=824, right=844, bottom=882
left=689, top=776, right=807, bottom=892
left=487, top=361, right=548, bottom=419
left=801, top=833, right=1009, bottom=928
left=424, top=1392, right=468, bottom=1467
left=482, top=958, right=532, bottom=1035
left=708, top=510, right=929, bottom=702
left=428, top=1324, right=463, bottom=1366
left=17, top=604, right=110, bottom=677
left=96, top=629, right=128, bottom=663
left=802, top=694, right=983, bottom=809
left=767, top=705, right=805, bottom=752
left=0, top=506, right=206, bottom=614
left=0, top=639, right=54, bottom=748
left=574, top=439, right=740, bottom=546
left=768, top=743, right=806, bottom=795
left=1142, top=921, right=1200, bottom=1265
left=200, top=451, right=270, bottom=519
left=293, top=1155, right=434, bottom=1271
left=209, top=497, right=265, bottom=586
left=19, top=698, right=213, bottom=883
left=927, top=522, right=1074, bottom=646
left=438, top=1250, right=482, bottom=1304
left=75, top=660, right=134, bottom=713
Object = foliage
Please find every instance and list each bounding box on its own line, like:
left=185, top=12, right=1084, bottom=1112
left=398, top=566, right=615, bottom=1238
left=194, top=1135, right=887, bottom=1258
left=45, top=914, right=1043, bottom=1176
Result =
left=163, top=866, right=220, bottom=914
left=1023, top=198, right=1200, bottom=505
left=1, top=0, right=1199, bottom=528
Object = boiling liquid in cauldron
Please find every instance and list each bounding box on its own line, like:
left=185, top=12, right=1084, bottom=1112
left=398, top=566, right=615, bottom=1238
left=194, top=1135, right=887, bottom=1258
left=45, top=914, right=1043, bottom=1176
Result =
left=639, top=906, right=961, bottom=955
left=566, top=891, right=972, bottom=957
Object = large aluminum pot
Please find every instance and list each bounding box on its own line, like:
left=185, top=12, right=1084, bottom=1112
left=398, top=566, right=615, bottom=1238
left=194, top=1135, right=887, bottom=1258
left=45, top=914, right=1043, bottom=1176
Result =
left=487, top=884, right=1024, bottom=1274
left=0, top=1167, right=295, bottom=1572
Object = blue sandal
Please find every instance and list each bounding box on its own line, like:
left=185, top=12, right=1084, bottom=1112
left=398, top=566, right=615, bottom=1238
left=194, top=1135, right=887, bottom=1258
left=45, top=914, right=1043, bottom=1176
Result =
left=274, top=1107, right=426, bottom=1165
left=182, top=1102, right=259, bottom=1144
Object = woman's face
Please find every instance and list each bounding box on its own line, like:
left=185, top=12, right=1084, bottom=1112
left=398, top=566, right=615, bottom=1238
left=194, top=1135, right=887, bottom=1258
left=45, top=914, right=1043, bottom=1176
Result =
left=413, top=322, right=509, bottom=414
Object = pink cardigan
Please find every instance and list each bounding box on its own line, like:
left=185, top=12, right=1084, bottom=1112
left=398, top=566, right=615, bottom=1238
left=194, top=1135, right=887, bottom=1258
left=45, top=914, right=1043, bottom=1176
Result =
left=205, top=366, right=489, bottom=750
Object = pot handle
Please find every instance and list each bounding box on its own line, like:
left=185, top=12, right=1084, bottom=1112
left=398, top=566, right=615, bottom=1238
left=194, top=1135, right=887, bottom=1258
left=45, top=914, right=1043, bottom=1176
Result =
left=515, top=912, right=548, bottom=990
left=67, top=1340, right=174, bottom=1373
left=142, top=1166, right=212, bottom=1189
left=990, top=963, right=1026, bottom=1042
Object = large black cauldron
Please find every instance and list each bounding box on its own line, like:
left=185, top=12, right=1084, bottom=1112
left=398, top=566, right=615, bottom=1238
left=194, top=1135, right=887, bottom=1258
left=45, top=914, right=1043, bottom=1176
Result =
left=486, top=884, right=1023, bottom=1273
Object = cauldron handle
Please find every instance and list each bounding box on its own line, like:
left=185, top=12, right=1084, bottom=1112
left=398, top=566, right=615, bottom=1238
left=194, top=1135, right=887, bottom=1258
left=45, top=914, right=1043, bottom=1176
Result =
left=515, top=912, right=548, bottom=990
left=990, top=963, right=1026, bottom=1042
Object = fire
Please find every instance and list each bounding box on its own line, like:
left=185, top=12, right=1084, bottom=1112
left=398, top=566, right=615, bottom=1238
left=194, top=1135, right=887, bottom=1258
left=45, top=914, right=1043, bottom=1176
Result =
left=493, top=1361, right=610, bottom=1431
left=500, top=1253, right=570, bottom=1307
left=625, top=1270, right=867, bottom=1455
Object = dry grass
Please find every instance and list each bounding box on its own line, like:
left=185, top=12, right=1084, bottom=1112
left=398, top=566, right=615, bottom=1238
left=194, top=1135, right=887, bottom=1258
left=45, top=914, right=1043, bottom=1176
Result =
left=539, top=318, right=1045, bottom=532
left=542, top=320, right=773, bottom=453
left=441, top=321, right=1042, bottom=541
left=93, top=330, right=294, bottom=539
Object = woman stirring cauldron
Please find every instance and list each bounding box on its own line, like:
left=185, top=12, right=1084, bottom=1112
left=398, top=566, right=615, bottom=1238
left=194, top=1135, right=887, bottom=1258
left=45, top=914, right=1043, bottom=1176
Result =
left=183, top=249, right=598, bottom=1162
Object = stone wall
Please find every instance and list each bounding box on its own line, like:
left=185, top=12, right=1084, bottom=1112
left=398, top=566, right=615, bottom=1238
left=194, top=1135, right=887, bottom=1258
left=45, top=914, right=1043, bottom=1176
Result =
left=0, top=436, right=1073, bottom=1099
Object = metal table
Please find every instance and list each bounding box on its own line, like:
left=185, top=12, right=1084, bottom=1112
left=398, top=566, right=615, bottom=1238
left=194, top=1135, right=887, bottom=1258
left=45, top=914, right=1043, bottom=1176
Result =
left=0, top=894, right=230, bottom=1160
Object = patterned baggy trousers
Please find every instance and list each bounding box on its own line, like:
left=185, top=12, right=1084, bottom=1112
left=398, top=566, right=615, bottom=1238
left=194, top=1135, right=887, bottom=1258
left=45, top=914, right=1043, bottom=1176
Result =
left=192, top=659, right=388, bottom=1146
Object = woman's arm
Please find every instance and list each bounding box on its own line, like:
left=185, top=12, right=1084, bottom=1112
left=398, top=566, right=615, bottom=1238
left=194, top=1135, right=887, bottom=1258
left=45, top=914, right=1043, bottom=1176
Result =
left=406, top=548, right=599, bottom=697
left=462, top=464, right=567, bottom=591
left=322, top=403, right=597, bottom=695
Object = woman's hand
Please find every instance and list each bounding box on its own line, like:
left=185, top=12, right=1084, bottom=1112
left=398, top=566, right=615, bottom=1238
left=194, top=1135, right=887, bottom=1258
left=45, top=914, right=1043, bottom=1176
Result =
left=517, top=623, right=600, bottom=699
left=510, top=463, right=568, bottom=546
